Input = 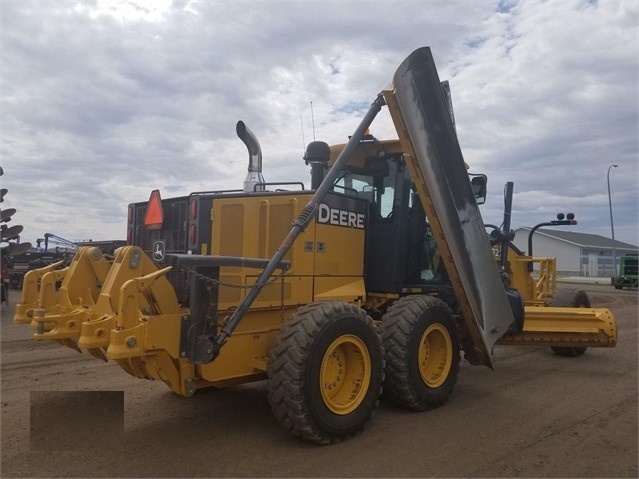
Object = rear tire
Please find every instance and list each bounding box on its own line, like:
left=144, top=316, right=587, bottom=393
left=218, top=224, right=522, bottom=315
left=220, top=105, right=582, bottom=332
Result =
left=267, top=301, right=383, bottom=444
left=380, top=295, right=460, bottom=411
left=549, top=289, right=590, bottom=357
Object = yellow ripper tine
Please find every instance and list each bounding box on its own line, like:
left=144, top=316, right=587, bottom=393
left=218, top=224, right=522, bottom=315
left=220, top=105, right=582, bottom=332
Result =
left=22, top=247, right=115, bottom=351
left=13, top=261, right=64, bottom=324
left=87, top=347, right=108, bottom=362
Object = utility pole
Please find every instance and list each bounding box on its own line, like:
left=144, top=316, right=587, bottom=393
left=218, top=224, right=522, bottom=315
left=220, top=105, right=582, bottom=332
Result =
left=607, top=164, right=619, bottom=278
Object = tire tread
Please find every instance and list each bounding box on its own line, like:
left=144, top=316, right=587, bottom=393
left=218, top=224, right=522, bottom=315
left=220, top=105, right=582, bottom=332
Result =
left=267, top=301, right=383, bottom=444
left=380, top=295, right=459, bottom=411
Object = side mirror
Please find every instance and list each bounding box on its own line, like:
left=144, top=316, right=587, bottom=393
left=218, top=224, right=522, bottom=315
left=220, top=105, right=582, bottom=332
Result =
left=471, top=174, right=487, bottom=205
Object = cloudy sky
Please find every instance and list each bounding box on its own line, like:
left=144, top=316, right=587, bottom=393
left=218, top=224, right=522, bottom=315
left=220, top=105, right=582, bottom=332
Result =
left=1, top=0, right=637, bottom=251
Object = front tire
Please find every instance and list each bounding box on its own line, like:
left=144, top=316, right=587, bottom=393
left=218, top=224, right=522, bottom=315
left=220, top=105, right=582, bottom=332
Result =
left=550, top=289, right=590, bottom=357
left=380, top=295, right=460, bottom=411
left=267, top=301, right=383, bottom=444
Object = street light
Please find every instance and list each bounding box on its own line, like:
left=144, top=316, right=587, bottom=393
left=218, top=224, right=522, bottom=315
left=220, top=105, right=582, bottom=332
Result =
left=607, top=164, right=619, bottom=278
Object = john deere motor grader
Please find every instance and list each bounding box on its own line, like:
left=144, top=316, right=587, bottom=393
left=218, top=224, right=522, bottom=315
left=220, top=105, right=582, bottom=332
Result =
left=14, top=47, right=616, bottom=444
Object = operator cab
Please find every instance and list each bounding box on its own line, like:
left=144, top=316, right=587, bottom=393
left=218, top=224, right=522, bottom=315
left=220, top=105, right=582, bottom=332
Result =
left=327, top=137, right=487, bottom=300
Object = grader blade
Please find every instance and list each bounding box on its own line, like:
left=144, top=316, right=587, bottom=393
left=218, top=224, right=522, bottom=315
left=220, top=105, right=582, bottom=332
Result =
left=498, top=306, right=616, bottom=347
left=384, top=46, right=515, bottom=367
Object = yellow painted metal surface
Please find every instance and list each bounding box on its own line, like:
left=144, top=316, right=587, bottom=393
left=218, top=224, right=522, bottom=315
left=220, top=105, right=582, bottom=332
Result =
left=211, top=195, right=313, bottom=275
left=13, top=260, right=65, bottom=324
left=100, top=191, right=369, bottom=392
left=313, top=276, right=366, bottom=303
left=498, top=306, right=617, bottom=347
left=314, top=220, right=364, bottom=277
left=418, top=323, right=453, bottom=388
left=12, top=189, right=371, bottom=394
left=210, top=192, right=366, bottom=307
left=11, top=246, right=180, bottom=360
left=320, top=334, right=371, bottom=415
left=28, top=247, right=112, bottom=344
left=37, top=267, right=70, bottom=314
left=504, top=248, right=557, bottom=305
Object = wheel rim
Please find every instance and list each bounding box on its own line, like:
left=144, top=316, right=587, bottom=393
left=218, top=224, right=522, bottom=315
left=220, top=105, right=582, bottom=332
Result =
left=320, top=334, right=371, bottom=415
left=418, top=323, right=452, bottom=388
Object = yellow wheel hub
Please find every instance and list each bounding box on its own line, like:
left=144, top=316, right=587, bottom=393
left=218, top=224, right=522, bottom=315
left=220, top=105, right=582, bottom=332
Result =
left=418, top=323, right=452, bottom=388
left=320, top=334, right=371, bottom=415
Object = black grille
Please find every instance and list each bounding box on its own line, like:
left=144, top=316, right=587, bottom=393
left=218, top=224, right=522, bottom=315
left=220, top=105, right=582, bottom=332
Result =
left=131, top=196, right=189, bottom=303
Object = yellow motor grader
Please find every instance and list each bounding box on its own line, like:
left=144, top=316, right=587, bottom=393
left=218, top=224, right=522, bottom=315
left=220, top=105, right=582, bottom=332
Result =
left=14, top=47, right=616, bottom=444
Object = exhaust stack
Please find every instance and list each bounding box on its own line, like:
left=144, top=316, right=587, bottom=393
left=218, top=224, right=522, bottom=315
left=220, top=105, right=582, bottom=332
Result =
left=304, top=141, right=330, bottom=190
left=237, top=121, right=265, bottom=193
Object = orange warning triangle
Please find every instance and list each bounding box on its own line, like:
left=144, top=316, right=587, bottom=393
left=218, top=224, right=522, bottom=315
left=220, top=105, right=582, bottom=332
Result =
left=144, top=189, right=164, bottom=230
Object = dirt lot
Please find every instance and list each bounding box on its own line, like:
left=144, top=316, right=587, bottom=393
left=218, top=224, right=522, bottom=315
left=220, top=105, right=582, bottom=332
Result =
left=1, top=285, right=637, bottom=478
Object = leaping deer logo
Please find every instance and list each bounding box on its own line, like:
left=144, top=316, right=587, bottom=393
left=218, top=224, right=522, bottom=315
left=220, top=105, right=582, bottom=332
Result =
left=152, top=241, right=165, bottom=261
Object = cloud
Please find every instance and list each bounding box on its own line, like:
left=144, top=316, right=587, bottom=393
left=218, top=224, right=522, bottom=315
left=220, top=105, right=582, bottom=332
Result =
left=1, top=0, right=637, bottom=248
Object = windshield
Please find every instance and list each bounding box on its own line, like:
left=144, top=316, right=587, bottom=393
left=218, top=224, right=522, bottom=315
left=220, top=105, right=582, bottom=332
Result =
left=334, top=158, right=400, bottom=219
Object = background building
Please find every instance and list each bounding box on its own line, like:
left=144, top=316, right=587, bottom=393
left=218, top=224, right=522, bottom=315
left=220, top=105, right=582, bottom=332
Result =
left=512, top=228, right=638, bottom=277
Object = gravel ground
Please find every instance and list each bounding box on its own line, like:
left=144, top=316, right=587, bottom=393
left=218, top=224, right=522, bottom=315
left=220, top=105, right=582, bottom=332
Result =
left=1, top=284, right=636, bottom=478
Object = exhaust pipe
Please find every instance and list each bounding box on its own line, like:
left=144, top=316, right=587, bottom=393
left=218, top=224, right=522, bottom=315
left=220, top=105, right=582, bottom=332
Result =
left=236, top=121, right=265, bottom=192
left=304, top=141, right=330, bottom=190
